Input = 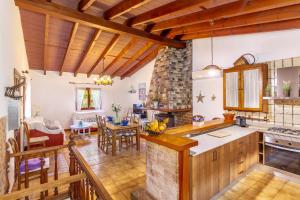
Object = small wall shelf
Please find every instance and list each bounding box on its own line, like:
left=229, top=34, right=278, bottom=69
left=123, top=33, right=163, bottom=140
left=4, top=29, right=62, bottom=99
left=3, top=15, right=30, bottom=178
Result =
left=263, top=97, right=300, bottom=100
left=263, top=97, right=300, bottom=105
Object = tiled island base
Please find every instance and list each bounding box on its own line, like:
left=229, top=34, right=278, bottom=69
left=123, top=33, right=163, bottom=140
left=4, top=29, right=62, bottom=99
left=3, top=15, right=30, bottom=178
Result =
left=146, top=141, right=179, bottom=200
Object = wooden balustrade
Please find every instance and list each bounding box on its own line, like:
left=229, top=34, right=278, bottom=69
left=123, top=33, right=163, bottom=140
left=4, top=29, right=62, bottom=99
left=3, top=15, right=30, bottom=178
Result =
left=8, top=143, right=68, bottom=200
left=0, top=174, right=86, bottom=200
left=2, top=133, right=112, bottom=200
left=68, top=133, right=112, bottom=200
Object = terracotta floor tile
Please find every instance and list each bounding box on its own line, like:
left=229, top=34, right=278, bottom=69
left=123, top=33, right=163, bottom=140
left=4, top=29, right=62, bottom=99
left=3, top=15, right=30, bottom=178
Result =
left=238, top=193, right=257, bottom=200
left=273, top=192, right=299, bottom=200
left=244, top=188, right=262, bottom=197
left=111, top=191, right=128, bottom=200
left=219, top=170, right=300, bottom=200
left=280, top=183, right=300, bottom=196
left=231, top=182, right=250, bottom=194
left=223, top=189, right=241, bottom=199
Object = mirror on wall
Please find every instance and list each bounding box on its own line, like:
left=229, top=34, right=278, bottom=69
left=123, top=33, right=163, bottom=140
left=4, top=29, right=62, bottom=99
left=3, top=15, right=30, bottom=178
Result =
left=225, top=72, right=239, bottom=108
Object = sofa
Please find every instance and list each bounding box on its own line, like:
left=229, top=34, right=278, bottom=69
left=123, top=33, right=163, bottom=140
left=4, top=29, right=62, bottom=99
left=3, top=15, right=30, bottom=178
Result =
left=26, top=117, right=65, bottom=147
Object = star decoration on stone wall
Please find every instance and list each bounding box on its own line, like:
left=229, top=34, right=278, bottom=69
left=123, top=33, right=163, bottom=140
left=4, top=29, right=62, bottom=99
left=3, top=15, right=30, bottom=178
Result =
left=211, top=94, right=216, bottom=101
left=196, top=92, right=205, bottom=103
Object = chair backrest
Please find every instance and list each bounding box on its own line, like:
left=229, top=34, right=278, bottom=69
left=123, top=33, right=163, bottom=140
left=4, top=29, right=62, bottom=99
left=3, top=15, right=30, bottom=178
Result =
left=8, top=137, right=21, bottom=177
left=22, top=121, right=31, bottom=145
left=96, top=115, right=107, bottom=133
left=8, top=137, right=20, bottom=154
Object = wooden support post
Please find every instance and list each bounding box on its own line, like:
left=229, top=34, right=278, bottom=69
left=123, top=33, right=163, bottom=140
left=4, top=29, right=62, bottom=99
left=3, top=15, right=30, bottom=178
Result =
left=68, top=132, right=76, bottom=198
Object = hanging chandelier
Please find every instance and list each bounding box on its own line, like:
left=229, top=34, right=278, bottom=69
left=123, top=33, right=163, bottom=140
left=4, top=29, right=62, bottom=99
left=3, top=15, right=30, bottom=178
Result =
left=94, top=58, right=113, bottom=86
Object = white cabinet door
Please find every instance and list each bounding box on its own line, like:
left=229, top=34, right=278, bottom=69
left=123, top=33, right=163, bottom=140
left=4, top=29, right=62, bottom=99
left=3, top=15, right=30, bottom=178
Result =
left=225, top=72, right=239, bottom=108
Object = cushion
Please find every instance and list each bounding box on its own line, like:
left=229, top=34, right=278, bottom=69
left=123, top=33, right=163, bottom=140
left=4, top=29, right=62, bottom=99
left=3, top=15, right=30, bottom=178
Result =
left=44, top=119, right=59, bottom=130
left=20, top=157, right=50, bottom=175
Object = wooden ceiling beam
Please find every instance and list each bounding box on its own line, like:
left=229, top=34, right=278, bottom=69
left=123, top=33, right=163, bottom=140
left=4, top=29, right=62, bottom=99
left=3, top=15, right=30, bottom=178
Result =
left=15, top=0, right=185, bottom=48
left=60, top=22, right=79, bottom=76
left=103, top=37, right=138, bottom=74
left=43, top=14, right=49, bottom=75
left=181, top=18, right=300, bottom=40
left=127, top=0, right=210, bottom=26
left=87, top=34, right=120, bottom=77
left=151, top=0, right=300, bottom=31
left=104, top=0, right=151, bottom=20
left=78, top=0, right=96, bottom=11
left=169, top=4, right=300, bottom=36
left=112, top=41, right=154, bottom=77
left=74, top=29, right=102, bottom=76
left=121, top=46, right=161, bottom=78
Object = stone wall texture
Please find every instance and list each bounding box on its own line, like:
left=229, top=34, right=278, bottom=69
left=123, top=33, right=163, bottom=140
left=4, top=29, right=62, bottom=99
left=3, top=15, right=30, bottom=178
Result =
left=147, top=41, right=193, bottom=126
left=147, top=41, right=192, bottom=110
left=0, top=117, right=8, bottom=195
left=146, top=141, right=179, bottom=200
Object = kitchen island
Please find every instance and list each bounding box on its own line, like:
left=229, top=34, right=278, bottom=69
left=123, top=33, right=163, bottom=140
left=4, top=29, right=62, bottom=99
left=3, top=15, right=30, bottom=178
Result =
left=189, top=126, right=259, bottom=200
left=140, top=119, right=260, bottom=200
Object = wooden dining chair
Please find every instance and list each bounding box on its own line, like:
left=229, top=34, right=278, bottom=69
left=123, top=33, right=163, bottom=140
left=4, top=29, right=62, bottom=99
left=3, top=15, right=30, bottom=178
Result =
left=97, top=116, right=123, bottom=153
left=8, top=138, right=49, bottom=195
left=122, top=115, right=139, bottom=148
left=23, top=121, right=49, bottom=150
left=96, top=115, right=104, bottom=149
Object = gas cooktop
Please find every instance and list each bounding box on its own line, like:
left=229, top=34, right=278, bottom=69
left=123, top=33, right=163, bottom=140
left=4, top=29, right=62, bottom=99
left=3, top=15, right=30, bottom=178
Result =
left=267, top=127, right=300, bottom=136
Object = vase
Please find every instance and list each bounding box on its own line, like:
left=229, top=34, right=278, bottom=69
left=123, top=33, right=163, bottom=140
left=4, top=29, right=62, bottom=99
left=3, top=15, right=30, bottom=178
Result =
left=114, top=113, right=121, bottom=123
left=265, top=90, right=271, bottom=97
left=283, top=90, right=291, bottom=97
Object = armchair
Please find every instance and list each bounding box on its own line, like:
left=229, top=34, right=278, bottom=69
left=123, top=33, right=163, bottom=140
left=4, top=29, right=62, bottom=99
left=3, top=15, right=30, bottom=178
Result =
left=25, top=117, right=65, bottom=147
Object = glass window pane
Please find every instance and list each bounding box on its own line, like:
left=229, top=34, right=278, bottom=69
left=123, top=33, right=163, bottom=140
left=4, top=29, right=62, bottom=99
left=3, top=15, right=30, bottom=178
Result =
left=244, top=69, right=260, bottom=108
left=81, top=89, right=89, bottom=109
left=226, top=72, right=239, bottom=107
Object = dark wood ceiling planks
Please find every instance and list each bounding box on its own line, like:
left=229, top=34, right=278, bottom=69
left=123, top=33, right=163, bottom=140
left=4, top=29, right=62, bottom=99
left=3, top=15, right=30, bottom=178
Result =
left=16, top=0, right=300, bottom=78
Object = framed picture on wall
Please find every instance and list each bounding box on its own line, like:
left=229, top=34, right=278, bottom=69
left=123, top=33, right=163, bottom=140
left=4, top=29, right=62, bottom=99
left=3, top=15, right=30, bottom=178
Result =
left=138, top=83, right=146, bottom=101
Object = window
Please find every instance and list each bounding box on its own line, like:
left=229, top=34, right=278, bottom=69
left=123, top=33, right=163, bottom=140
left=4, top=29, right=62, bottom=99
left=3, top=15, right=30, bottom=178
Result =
left=76, top=88, right=101, bottom=110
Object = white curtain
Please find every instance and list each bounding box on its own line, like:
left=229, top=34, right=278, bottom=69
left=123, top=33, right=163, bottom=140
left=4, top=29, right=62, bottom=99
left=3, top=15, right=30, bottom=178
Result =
left=226, top=72, right=239, bottom=107
left=76, top=89, right=85, bottom=111
left=91, top=89, right=101, bottom=110
left=244, top=69, right=260, bottom=108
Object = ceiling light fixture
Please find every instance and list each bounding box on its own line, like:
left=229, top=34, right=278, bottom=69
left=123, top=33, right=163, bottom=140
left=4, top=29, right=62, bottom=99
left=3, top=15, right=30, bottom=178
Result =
left=94, top=58, right=113, bottom=86
left=193, top=31, right=223, bottom=80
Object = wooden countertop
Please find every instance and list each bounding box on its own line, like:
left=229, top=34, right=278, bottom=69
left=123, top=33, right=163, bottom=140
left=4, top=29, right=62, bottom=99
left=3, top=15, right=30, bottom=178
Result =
left=140, top=119, right=234, bottom=152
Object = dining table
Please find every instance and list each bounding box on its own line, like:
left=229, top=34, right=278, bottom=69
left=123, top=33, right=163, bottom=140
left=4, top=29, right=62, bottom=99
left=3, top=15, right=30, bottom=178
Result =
left=105, top=122, right=141, bottom=156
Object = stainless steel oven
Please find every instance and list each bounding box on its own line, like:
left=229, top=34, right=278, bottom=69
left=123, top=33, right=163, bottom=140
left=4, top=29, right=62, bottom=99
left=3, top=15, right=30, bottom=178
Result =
left=264, top=134, right=300, bottom=175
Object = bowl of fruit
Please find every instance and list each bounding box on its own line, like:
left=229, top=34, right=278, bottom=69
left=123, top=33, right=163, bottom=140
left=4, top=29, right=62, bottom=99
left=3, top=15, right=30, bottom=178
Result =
left=145, top=118, right=169, bottom=136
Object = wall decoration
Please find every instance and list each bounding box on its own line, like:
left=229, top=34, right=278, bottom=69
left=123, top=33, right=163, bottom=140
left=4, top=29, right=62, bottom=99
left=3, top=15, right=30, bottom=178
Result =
left=128, top=85, right=137, bottom=94
left=139, top=83, right=146, bottom=101
left=196, top=92, right=205, bottom=103
left=211, top=94, right=216, bottom=101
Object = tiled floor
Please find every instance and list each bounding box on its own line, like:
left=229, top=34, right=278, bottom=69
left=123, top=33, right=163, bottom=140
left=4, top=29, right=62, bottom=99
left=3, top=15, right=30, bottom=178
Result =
left=13, top=133, right=300, bottom=200
left=74, top=134, right=146, bottom=200
left=217, top=170, right=300, bottom=200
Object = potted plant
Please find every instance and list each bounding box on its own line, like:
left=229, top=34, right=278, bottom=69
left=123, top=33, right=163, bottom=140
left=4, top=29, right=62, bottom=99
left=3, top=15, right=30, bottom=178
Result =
left=282, top=81, right=291, bottom=97
left=265, top=84, right=272, bottom=97
left=112, top=104, right=121, bottom=123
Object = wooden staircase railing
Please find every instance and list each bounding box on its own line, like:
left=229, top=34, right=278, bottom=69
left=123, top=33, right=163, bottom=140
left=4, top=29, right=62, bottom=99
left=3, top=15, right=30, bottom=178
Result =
left=69, top=133, right=112, bottom=200
left=0, top=174, right=86, bottom=200
left=1, top=133, right=112, bottom=200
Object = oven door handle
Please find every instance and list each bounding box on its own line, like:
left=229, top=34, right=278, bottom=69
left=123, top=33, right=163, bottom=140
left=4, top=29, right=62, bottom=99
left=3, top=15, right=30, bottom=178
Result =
left=265, top=143, right=300, bottom=153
